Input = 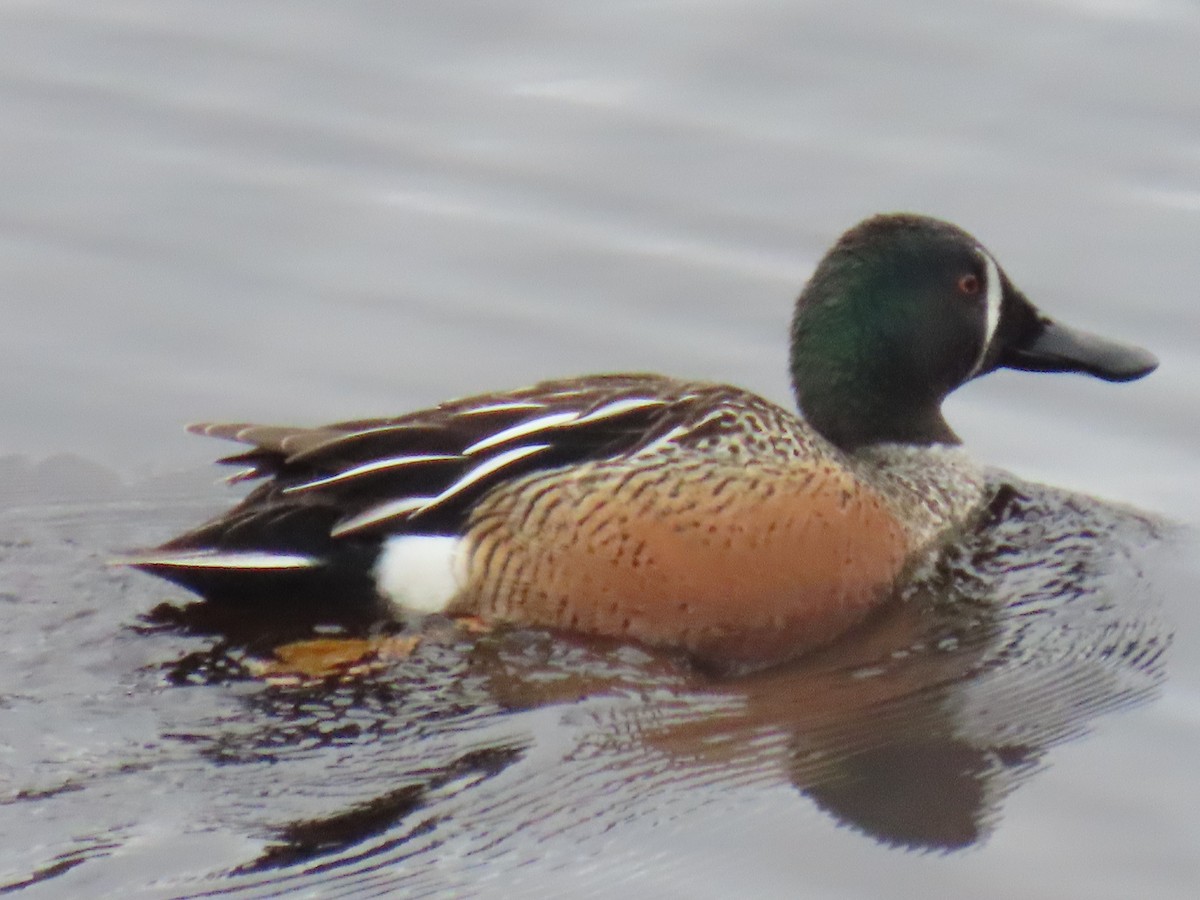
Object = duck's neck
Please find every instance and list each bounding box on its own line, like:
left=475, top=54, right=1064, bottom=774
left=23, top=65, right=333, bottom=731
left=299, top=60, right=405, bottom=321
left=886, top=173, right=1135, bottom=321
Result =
left=788, top=284, right=962, bottom=451
left=795, top=384, right=960, bottom=452
left=788, top=338, right=961, bottom=449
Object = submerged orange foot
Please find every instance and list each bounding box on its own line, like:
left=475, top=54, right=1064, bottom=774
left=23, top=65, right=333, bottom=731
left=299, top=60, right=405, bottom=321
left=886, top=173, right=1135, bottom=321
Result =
left=249, top=635, right=422, bottom=684
left=451, top=615, right=493, bottom=635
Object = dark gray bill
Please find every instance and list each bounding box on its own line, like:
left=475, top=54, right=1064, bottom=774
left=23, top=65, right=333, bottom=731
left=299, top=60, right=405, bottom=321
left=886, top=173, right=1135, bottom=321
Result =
left=1001, top=318, right=1159, bottom=383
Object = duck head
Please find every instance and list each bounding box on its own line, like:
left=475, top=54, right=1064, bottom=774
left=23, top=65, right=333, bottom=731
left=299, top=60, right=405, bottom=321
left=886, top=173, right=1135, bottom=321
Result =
left=789, top=214, right=1158, bottom=451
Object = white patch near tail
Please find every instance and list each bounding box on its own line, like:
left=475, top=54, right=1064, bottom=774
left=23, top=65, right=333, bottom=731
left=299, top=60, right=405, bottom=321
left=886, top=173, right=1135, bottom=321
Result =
left=119, top=550, right=320, bottom=570
left=373, top=535, right=465, bottom=615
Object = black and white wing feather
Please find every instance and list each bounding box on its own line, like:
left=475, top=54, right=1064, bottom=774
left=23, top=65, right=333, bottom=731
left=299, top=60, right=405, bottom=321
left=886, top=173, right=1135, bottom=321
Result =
left=126, top=375, right=719, bottom=601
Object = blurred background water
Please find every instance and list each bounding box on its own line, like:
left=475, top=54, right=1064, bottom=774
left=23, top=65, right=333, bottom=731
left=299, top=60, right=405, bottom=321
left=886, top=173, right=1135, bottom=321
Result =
left=1, top=1, right=1197, bottom=897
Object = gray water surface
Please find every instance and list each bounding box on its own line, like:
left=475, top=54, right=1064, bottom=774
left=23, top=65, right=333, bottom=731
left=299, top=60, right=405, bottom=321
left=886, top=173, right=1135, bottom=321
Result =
left=2, top=2, right=1198, bottom=897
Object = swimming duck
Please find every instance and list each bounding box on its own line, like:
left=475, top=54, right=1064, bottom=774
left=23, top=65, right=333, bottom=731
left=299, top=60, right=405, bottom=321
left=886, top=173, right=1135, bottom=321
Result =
left=128, top=214, right=1157, bottom=666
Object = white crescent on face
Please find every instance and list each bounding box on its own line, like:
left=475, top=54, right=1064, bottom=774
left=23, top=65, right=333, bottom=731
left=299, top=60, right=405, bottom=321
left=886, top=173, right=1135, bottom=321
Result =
left=969, top=249, right=1004, bottom=377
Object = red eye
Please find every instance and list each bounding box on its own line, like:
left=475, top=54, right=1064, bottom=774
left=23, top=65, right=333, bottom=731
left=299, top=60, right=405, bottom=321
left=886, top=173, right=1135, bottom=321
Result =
left=957, top=273, right=981, bottom=296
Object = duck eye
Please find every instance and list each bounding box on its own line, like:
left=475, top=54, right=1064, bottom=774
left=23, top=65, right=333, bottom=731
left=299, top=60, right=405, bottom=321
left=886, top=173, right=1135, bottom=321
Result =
left=957, top=273, right=982, bottom=296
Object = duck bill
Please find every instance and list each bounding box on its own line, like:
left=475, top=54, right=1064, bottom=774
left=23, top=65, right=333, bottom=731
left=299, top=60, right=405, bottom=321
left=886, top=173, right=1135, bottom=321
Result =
left=1000, top=316, right=1158, bottom=383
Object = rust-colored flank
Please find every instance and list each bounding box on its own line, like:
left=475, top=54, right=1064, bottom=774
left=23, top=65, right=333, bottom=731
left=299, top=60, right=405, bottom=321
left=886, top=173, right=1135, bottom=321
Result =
left=458, top=455, right=909, bottom=666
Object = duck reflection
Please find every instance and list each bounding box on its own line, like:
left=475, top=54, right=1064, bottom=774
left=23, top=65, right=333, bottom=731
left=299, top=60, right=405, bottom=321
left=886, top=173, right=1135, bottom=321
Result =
left=146, top=477, right=1169, bottom=880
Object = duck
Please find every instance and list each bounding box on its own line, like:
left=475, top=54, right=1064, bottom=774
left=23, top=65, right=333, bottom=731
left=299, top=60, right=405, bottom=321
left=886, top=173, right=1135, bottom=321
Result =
left=127, top=213, right=1158, bottom=668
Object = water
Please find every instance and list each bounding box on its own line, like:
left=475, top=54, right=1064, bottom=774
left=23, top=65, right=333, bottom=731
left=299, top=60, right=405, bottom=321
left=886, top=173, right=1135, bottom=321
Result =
left=2, top=1, right=1198, bottom=897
